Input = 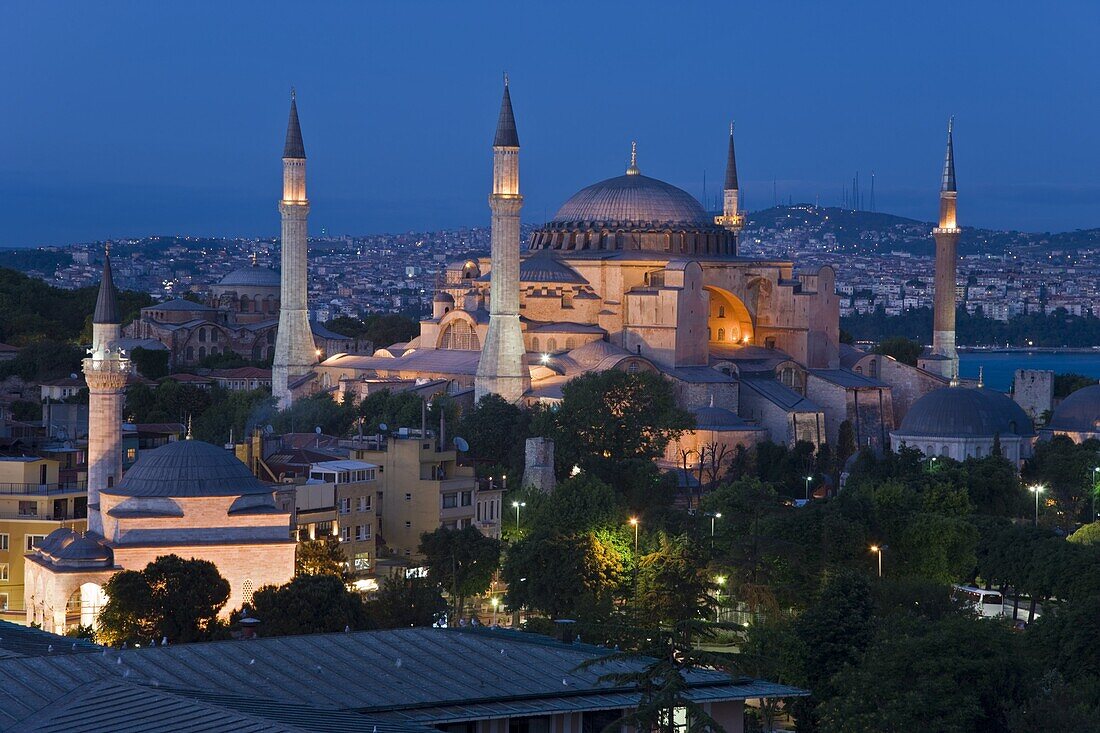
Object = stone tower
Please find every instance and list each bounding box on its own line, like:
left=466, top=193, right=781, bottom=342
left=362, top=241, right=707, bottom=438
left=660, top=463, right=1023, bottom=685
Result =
left=926, top=117, right=960, bottom=380
left=82, top=246, right=130, bottom=536
left=273, top=90, right=316, bottom=409
left=475, top=78, right=530, bottom=403
left=714, top=122, right=744, bottom=249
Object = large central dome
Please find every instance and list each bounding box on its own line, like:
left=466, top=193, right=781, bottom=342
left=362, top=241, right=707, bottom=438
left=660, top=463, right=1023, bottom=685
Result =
left=552, top=174, right=710, bottom=227
left=529, top=156, right=737, bottom=257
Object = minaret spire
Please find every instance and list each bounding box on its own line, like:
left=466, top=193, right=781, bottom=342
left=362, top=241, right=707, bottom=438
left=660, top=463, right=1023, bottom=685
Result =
left=273, top=90, right=316, bottom=409
left=920, top=116, right=961, bottom=380
left=93, top=244, right=120, bottom=327
left=715, top=122, right=744, bottom=247
left=476, top=78, right=529, bottom=404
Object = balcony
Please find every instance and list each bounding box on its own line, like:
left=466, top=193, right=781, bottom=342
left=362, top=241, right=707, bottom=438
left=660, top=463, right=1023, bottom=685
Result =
left=0, top=482, right=87, bottom=497
left=0, top=511, right=83, bottom=522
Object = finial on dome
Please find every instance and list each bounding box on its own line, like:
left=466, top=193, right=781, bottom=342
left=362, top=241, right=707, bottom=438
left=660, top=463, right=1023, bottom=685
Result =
left=186, top=414, right=193, bottom=440
left=626, top=141, right=639, bottom=176
left=709, top=394, right=715, bottom=408
left=503, top=71, right=509, bottom=88
left=250, top=251, right=258, bottom=267
left=978, top=365, right=984, bottom=388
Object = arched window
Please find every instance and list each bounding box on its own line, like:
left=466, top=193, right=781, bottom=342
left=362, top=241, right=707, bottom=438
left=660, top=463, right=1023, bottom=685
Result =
left=241, top=296, right=251, bottom=313
left=440, top=320, right=480, bottom=351
left=547, top=338, right=557, bottom=353
left=565, top=337, right=576, bottom=350
left=198, top=329, right=207, bottom=343
left=531, top=337, right=540, bottom=352
left=242, top=579, right=255, bottom=606
left=198, top=346, right=206, bottom=359
left=717, top=328, right=725, bottom=341
left=186, top=346, right=194, bottom=361
left=718, top=305, right=726, bottom=318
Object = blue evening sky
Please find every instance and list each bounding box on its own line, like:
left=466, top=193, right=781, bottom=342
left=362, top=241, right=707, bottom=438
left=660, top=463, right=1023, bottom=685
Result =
left=2, top=1, right=1098, bottom=246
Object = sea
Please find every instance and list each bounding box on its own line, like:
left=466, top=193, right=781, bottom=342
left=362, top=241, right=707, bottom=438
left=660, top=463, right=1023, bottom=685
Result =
left=959, top=351, right=1100, bottom=392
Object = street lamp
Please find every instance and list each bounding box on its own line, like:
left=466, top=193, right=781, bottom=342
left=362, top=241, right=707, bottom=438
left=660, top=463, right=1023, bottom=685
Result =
left=490, top=596, right=500, bottom=626
left=714, top=575, right=727, bottom=622
left=804, top=475, right=813, bottom=501
left=870, top=544, right=885, bottom=577
left=1027, top=484, right=1045, bottom=527
left=710, top=512, right=722, bottom=537
left=629, top=517, right=639, bottom=555
left=512, top=501, right=526, bottom=530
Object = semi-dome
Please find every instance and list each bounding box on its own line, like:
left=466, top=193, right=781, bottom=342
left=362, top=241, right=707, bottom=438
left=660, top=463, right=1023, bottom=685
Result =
left=103, top=439, right=273, bottom=498
left=898, top=386, right=1035, bottom=438
left=1048, top=383, right=1100, bottom=433
left=219, top=266, right=280, bottom=288
left=552, top=174, right=710, bottom=228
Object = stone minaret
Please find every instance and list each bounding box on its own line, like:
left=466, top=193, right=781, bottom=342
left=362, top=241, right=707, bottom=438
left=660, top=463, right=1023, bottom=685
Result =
left=273, top=90, right=316, bottom=409
left=714, top=122, right=744, bottom=248
left=82, top=246, right=130, bottom=536
left=475, top=78, right=529, bottom=404
left=930, top=117, right=960, bottom=379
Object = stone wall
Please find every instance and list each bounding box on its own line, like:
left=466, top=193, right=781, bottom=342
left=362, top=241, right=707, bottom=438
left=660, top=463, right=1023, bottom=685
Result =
left=1013, top=369, right=1054, bottom=421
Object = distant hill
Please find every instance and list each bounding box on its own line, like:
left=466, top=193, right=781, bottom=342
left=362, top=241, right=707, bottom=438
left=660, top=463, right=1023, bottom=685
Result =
left=741, top=205, right=1100, bottom=256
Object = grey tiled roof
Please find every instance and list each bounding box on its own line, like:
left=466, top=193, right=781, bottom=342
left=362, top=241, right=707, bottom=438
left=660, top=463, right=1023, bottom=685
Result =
left=0, top=627, right=803, bottom=732
left=518, top=254, right=588, bottom=284
left=219, top=266, right=280, bottom=287
left=898, top=386, right=1035, bottom=438
left=741, top=377, right=822, bottom=412
left=102, top=439, right=273, bottom=498
left=0, top=620, right=100, bottom=659
left=809, top=368, right=889, bottom=388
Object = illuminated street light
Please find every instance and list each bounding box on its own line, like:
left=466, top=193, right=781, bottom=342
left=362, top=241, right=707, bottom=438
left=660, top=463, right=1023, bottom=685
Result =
left=804, top=475, right=813, bottom=501
left=870, top=544, right=886, bottom=577
left=709, top=512, right=722, bottom=537
left=714, top=575, right=727, bottom=622
left=629, top=517, right=639, bottom=555
left=512, top=500, right=526, bottom=530
left=1028, top=484, right=1045, bottom=527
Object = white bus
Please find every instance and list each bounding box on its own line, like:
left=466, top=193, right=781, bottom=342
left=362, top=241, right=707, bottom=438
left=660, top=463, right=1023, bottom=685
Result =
left=952, top=585, right=1005, bottom=618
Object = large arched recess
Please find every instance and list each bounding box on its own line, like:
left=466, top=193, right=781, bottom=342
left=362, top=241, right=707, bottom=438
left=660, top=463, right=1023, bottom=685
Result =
left=704, top=286, right=754, bottom=346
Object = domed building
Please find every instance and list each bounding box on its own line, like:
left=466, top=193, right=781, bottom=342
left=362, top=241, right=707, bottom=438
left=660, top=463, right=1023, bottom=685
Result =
left=126, top=257, right=361, bottom=367
left=1046, top=383, right=1100, bottom=443
left=24, top=437, right=296, bottom=633
left=890, top=385, right=1037, bottom=466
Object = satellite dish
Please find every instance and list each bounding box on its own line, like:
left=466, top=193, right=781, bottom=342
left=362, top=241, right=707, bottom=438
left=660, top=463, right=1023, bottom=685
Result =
left=70, top=373, right=78, bottom=379
left=263, top=425, right=274, bottom=435
left=453, top=436, right=469, bottom=452
left=378, top=423, right=388, bottom=432
left=314, top=426, right=322, bottom=435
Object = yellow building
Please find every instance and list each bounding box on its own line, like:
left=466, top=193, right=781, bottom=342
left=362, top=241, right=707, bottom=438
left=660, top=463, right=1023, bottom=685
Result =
left=349, top=430, right=502, bottom=569
left=0, top=457, right=86, bottom=623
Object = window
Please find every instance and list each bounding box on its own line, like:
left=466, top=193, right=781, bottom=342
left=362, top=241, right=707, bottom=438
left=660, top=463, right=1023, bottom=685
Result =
left=125, top=447, right=137, bottom=462
left=356, top=524, right=371, bottom=541
left=242, top=579, right=255, bottom=606
left=0, top=594, right=7, bottom=611
left=18, top=501, right=37, bottom=517
left=353, top=552, right=371, bottom=571
left=357, top=496, right=372, bottom=512
left=339, top=498, right=351, bottom=514
left=26, top=535, right=46, bottom=551
left=442, top=493, right=458, bottom=509
left=404, top=521, right=412, bottom=529
left=0, top=534, right=8, bottom=551
left=340, top=526, right=351, bottom=542
left=461, top=491, right=472, bottom=507
left=316, top=521, right=333, bottom=537
left=0, top=563, right=7, bottom=581
left=717, top=328, right=725, bottom=341
left=405, top=492, right=412, bottom=501
left=718, top=305, right=726, bottom=318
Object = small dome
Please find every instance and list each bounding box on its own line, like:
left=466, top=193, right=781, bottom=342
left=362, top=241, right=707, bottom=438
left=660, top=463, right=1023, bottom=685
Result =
left=104, top=440, right=272, bottom=498
left=433, top=291, right=455, bottom=303
left=899, top=386, right=1035, bottom=438
left=38, top=527, right=77, bottom=555
left=57, top=535, right=114, bottom=563
left=1048, top=384, right=1100, bottom=433
left=220, top=266, right=280, bottom=288
left=552, top=174, right=709, bottom=227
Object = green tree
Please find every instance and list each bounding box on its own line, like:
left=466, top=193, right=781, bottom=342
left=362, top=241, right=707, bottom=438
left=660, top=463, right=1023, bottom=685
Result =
left=357, top=389, right=425, bottom=432
left=325, top=314, right=418, bottom=348
left=247, top=574, right=366, bottom=636
left=896, top=513, right=977, bottom=584
left=525, top=473, right=619, bottom=535
left=273, top=392, right=358, bottom=437
left=295, top=535, right=348, bottom=579
left=637, top=534, right=715, bottom=637
left=543, top=370, right=693, bottom=492
left=97, top=555, right=230, bottom=646
left=873, top=336, right=923, bottom=366
left=1068, top=521, right=1100, bottom=546
left=364, top=575, right=446, bottom=629
left=502, top=530, right=625, bottom=618
left=0, top=339, right=84, bottom=382
left=418, top=526, right=501, bottom=624
left=1054, top=372, right=1097, bottom=399
left=128, top=347, right=170, bottom=379
left=456, top=393, right=529, bottom=478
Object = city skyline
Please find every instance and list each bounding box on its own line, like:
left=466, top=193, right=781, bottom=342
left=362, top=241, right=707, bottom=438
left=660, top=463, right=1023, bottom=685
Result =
left=3, top=1, right=1100, bottom=247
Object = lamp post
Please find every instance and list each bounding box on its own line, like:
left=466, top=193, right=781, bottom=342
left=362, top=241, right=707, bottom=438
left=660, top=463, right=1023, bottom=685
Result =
left=714, top=575, right=726, bottom=623
left=709, top=512, right=722, bottom=537
left=629, top=517, right=640, bottom=555
left=870, top=544, right=884, bottom=577
left=490, top=596, right=500, bottom=627
left=1028, top=484, right=1045, bottom=527
left=804, top=475, right=813, bottom=501
left=512, top=500, right=525, bottom=530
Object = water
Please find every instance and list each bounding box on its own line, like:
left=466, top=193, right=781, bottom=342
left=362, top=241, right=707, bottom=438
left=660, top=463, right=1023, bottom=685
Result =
left=959, top=351, right=1100, bottom=392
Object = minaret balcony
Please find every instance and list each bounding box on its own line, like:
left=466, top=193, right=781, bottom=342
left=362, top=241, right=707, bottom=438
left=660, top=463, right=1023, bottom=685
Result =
left=714, top=213, right=745, bottom=231
left=933, top=226, right=960, bottom=235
